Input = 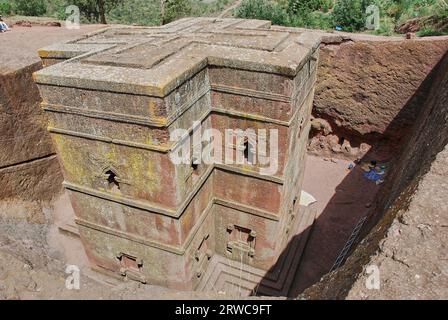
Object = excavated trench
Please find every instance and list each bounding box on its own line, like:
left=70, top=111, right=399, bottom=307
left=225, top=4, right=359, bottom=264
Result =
left=298, top=36, right=448, bottom=299
left=0, top=28, right=447, bottom=299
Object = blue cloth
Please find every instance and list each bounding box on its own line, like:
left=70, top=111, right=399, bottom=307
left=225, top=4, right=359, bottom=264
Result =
left=0, top=22, right=9, bottom=31
left=363, top=170, right=382, bottom=182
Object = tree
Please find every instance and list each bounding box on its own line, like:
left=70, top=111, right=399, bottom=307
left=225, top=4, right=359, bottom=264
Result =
left=68, top=0, right=121, bottom=24
left=288, top=0, right=324, bottom=15
left=98, top=0, right=106, bottom=24
left=160, top=0, right=192, bottom=25
left=235, top=0, right=290, bottom=26
left=0, top=1, right=13, bottom=15
left=13, top=0, right=46, bottom=16
left=332, top=0, right=369, bottom=31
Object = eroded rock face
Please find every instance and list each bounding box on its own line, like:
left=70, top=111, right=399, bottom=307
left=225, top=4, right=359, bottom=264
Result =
left=0, top=63, right=64, bottom=203
left=0, top=156, right=62, bottom=204
left=308, top=117, right=372, bottom=160
left=307, top=35, right=448, bottom=161
left=0, top=25, right=104, bottom=204
left=346, top=145, right=448, bottom=300
left=0, top=63, right=54, bottom=168
left=314, top=36, right=448, bottom=139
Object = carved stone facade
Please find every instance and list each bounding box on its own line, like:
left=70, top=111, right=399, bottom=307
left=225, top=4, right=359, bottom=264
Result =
left=34, top=18, right=320, bottom=295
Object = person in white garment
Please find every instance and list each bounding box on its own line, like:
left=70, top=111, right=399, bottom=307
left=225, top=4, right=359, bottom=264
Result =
left=0, top=16, right=10, bottom=32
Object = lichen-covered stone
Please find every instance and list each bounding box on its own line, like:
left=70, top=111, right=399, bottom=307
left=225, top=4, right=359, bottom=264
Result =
left=35, top=18, right=320, bottom=294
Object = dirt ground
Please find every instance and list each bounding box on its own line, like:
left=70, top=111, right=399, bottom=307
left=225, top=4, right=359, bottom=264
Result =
left=0, top=22, right=105, bottom=73
left=290, top=155, right=382, bottom=295
left=0, top=202, right=234, bottom=300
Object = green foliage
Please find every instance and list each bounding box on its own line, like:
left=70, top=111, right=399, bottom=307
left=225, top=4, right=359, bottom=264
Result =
left=236, top=0, right=445, bottom=34
left=288, top=0, right=322, bottom=15
left=388, top=0, right=438, bottom=25
left=107, top=0, right=161, bottom=25
left=190, top=0, right=231, bottom=17
left=107, top=0, right=232, bottom=26
left=2, top=0, right=446, bottom=36
left=13, top=0, right=47, bottom=16
left=321, top=0, right=333, bottom=13
left=59, top=0, right=121, bottom=23
left=236, top=0, right=371, bottom=31
left=416, top=26, right=447, bottom=36
left=286, top=0, right=334, bottom=29
left=373, top=16, right=396, bottom=35
left=306, top=10, right=333, bottom=29
left=0, top=1, right=13, bottom=15
left=332, top=0, right=369, bottom=31
left=434, top=0, right=448, bottom=19
left=164, top=0, right=192, bottom=24
left=288, top=8, right=332, bottom=29
left=235, top=0, right=290, bottom=26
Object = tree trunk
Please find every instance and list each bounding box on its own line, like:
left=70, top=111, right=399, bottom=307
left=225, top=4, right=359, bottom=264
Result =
left=160, top=0, right=165, bottom=25
left=98, top=0, right=107, bottom=24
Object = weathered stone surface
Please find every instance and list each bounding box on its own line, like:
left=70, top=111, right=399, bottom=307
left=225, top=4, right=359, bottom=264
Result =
left=0, top=24, right=105, bottom=73
left=314, top=36, right=448, bottom=139
left=345, top=145, right=448, bottom=300
left=0, top=62, right=64, bottom=204
left=0, top=63, right=54, bottom=168
left=306, top=34, right=448, bottom=161
left=35, top=18, right=320, bottom=294
left=0, top=156, right=62, bottom=203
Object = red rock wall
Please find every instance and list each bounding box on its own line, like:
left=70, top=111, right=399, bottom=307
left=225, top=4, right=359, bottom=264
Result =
left=301, top=47, right=448, bottom=300
left=0, top=63, right=63, bottom=202
left=309, top=36, right=448, bottom=160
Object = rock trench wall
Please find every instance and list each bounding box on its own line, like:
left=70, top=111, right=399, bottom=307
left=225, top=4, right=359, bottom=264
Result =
left=0, top=62, right=63, bottom=223
left=309, top=35, right=448, bottom=161
left=302, top=48, right=448, bottom=300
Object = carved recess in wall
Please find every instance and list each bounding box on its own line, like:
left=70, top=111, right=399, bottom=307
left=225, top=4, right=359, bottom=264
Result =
left=226, top=224, right=256, bottom=264
left=194, top=233, right=213, bottom=279
left=116, top=252, right=146, bottom=283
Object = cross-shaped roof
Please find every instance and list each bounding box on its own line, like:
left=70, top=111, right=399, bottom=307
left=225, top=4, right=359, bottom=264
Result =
left=35, top=18, right=321, bottom=97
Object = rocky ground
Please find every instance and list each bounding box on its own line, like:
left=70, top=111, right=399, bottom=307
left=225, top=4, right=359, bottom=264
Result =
left=0, top=209, right=234, bottom=300
left=0, top=19, right=105, bottom=73
left=345, top=145, right=448, bottom=300
left=0, top=206, right=168, bottom=300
